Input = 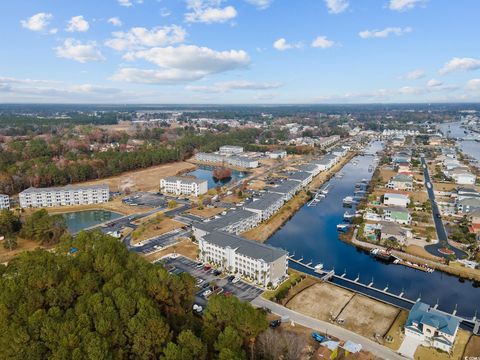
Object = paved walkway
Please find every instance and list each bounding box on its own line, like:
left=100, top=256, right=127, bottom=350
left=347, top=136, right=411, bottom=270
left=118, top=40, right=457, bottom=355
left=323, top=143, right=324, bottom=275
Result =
left=252, top=296, right=407, bottom=360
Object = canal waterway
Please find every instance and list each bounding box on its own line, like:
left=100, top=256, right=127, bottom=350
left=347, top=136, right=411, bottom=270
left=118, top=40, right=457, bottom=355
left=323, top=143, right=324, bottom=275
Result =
left=267, top=141, right=480, bottom=318
left=62, top=210, right=122, bottom=233
left=439, top=122, right=480, bottom=162
left=186, top=165, right=249, bottom=189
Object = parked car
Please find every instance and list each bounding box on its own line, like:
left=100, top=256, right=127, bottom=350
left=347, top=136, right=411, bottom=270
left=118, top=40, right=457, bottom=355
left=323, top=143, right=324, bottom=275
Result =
left=311, top=332, right=325, bottom=343
left=192, top=304, right=203, bottom=314
left=232, top=276, right=241, bottom=284
left=213, top=269, right=222, bottom=276
left=202, top=289, right=212, bottom=298
left=269, top=319, right=281, bottom=328
left=227, top=275, right=235, bottom=282
left=196, top=278, right=204, bottom=285
left=203, top=265, right=211, bottom=271
left=196, top=263, right=203, bottom=268
left=202, top=282, right=209, bottom=289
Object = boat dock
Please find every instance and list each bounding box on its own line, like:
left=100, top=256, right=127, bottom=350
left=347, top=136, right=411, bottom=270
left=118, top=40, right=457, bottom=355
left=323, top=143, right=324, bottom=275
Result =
left=307, top=184, right=332, bottom=207
left=288, top=255, right=479, bottom=331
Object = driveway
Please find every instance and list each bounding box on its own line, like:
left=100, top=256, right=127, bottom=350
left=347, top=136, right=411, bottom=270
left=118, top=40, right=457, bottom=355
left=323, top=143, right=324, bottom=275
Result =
left=398, top=336, right=422, bottom=359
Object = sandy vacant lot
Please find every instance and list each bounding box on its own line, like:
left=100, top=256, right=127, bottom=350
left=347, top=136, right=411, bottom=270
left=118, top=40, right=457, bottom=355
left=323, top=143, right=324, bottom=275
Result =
left=131, top=217, right=184, bottom=244
left=80, top=161, right=196, bottom=192
left=337, top=294, right=400, bottom=340
left=287, top=283, right=354, bottom=321
left=144, top=238, right=198, bottom=262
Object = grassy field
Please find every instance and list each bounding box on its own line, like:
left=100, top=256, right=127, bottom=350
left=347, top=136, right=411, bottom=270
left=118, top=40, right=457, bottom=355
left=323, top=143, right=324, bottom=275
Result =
left=414, top=329, right=471, bottom=360
left=405, top=245, right=443, bottom=262
left=131, top=215, right=184, bottom=243
left=143, top=238, right=199, bottom=262
left=383, top=310, right=409, bottom=351
left=0, top=237, right=50, bottom=264
left=186, top=206, right=225, bottom=218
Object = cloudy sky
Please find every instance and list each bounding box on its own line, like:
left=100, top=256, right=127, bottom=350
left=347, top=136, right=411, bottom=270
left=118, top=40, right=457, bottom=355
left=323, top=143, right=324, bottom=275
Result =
left=1, top=0, right=479, bottom=103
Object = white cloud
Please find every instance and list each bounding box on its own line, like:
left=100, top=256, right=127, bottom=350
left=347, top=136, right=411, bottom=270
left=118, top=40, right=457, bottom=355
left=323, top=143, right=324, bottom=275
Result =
left=105, top=25, right=186, bottom=51
left=113, top=45, right=250, bottom=84
left=66, top=16, right=89, bottom=32
left=403, top=69, right=425, bottom=80
left=118, top=0, right=132, bottom=6
left=389, top=0, right=424, bottom=11
left=185, top=0, right=237, bottom=24
left=359, top=26, right=412, bottom=39
left=160, top=8, right=172, bottom=17
left=398, top=86, right=421, bottom=95
left=108, top=17, right=122, bottom=27
left=244, top=0, right=273, bottom=9
left=55, top=39, right=105, bottom=63
left=186, top=80, right=282, bottom=92
left=439, top=57, right=480, bottom=75
left=466, top=79, right=480, bottom=91
left=20, top=12, right=53, bottom=32
left=311, top=36, right=335, bottom=49
left=426, top=78, right=443, bottom=88
left=273, top=38, right=303, bottom=51
left=324, top=0, right=349, bottom=14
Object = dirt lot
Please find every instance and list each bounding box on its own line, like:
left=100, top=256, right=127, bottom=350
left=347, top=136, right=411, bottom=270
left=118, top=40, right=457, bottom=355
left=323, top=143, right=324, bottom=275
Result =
left=337, top=294, right=400, bottom=341
left=287, top=283, right=354, bottom=321
left=143, top=238, right=198, bottom=262
left=80, top=161, right=197, bottom=192
left=414, top=329, right=471, bottom=360
left=99, top=121, right=134, bottom=134
left=249, top=179, right=267, bottom=191
left=432, top=182, right=459, bottom=192
left=464, top=334, right=480, bottom=358
left=186, top=207, right=225, bottom=218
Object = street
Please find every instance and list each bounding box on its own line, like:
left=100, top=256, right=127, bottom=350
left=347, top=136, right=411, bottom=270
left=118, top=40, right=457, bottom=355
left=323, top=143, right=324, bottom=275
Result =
left=252, top=297, right=407, bottom=360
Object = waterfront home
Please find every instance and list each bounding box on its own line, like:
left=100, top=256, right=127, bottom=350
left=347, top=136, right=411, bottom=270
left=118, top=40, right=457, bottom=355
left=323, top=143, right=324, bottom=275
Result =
left=268, top=150, right=287, bottom=159
left=288, top=171, right=313, bottom=187
left=379, top=221, right=411, bottom=245
left=404, top=301, right=459, bottom=353
left=219, top=145, right=243, bottom=155
left=364, top=211, right=382, bottom=222
left=0, top=194, right=10, bottom=210
left=396, top=162, right=412, bottom=174
left=244, top=193, right=284, bottom=221
left=383, top=207, right=412, bottom=225
left=269, top=180, right=302, bottom=201
left=386, top=174, right=413, bottom=191
left=383, top=193, right=410, bottom=208
left=442, top=148, right=457, bottom=159
left=449, top=169, right=476, bottom=185
left=392, top=151, right=411, bottom=164
left=19, top=184, right=109, bottom=208
left=457, top=197, right=480, bottom=213
left=332, top=146, right=347, bottom=158
left=192, top=209, right=260, bottom=240
left=313, top=154, right=337, bottom=171
left=160, top=176, right=208, bottom=197
left=199, top=230, right=288, bottom=287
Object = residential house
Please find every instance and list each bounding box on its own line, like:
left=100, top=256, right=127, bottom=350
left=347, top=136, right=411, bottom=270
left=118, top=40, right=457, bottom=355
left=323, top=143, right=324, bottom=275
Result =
left=289, top=171, right=313, bottom=187
left=380, top=221, right=412, bottom=245
left=386, top=174, right=414, bottom=191
left=0, top=194, right=10, bottom=210
left=383, top=207, right=412, bottom=225
left=383, top=193, right=410, bottom=208
left=297, top=163, right=321, bottom=176
left=404, top=302, right=459, bottom=353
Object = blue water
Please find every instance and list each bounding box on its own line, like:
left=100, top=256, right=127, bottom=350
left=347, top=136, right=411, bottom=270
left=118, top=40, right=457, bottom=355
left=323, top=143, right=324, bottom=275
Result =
left=267, top=141, right=480, bottom=318
left=186, top=165, right=249, bottom=189
left=62, top=210, right=122, bottom=233
left=439, top=122, right=480, bottom=162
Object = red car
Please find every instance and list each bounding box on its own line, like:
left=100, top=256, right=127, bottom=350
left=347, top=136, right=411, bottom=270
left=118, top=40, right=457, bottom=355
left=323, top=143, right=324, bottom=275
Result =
left=203, top=265, right=211, bottom=271
left=224, top=291, right=232, bottom=296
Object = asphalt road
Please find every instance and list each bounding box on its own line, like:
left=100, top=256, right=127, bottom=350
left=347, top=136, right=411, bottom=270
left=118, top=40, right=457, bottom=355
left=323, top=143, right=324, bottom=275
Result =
left=252, top=297, right=407, bottom=360
left=420, top=156, right=467, bottom=258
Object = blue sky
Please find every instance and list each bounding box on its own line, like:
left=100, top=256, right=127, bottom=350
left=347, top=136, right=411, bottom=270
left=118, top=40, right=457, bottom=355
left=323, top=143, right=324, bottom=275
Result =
left=1, top=0, right=479, bottom=103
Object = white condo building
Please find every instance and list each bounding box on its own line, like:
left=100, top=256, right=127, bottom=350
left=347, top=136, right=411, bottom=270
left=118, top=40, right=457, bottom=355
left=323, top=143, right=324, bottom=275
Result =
left=199, top=231, right=288, bottom=287
left=160, top=176, right=208, bottom=197
left=19, top=184, right=109, bottom=208
left=0, top=194, right=10, bottom=209
left=219, top=145, right=244, bottom=155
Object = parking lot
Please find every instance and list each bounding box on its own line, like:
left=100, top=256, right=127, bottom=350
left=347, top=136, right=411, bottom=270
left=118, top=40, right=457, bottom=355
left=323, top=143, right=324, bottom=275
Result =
left=160, top=256, right=263, bottom=308
left=123, top=192, right=167, bottom=208
left=130, top=229, right=189, bottom=254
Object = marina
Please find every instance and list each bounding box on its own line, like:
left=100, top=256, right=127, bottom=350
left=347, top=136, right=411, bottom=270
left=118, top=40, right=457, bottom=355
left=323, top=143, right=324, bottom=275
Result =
left=268, top=141, right=480, bottom=320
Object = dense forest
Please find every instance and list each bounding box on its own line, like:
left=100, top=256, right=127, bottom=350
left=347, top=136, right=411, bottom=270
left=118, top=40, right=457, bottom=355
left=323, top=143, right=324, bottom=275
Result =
left=0, top=232, right=268, bottom=359
left=0, top=128, right=261, bottom=195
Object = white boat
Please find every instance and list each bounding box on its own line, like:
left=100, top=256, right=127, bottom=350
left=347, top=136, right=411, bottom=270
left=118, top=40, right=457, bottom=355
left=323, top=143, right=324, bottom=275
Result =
left=314, top=264, right=324, bottom=272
